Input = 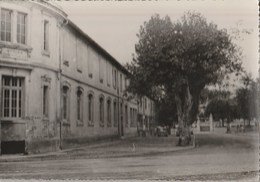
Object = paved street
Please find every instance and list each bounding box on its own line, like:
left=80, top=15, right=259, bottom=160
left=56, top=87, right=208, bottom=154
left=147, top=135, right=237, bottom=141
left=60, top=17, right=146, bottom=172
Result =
left=0, top=130, right=259, bottom=181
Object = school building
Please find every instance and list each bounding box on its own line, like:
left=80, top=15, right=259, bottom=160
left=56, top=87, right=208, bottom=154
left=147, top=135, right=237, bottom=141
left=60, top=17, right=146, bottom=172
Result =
left=0, top=0, right=155, bottom=154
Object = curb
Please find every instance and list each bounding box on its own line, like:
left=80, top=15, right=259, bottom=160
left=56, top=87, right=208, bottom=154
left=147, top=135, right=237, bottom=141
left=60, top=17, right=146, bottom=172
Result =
left=0, top=141, right=195, bottom=163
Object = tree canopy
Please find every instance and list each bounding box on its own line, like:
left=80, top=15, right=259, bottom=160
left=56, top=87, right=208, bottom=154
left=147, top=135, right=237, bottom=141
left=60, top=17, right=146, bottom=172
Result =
left=127, top=12, right=243, bottom=129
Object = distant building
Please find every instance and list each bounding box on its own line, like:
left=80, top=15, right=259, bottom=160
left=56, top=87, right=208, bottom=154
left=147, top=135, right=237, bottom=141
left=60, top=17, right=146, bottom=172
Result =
left=0, top=1, right=155, bottom=154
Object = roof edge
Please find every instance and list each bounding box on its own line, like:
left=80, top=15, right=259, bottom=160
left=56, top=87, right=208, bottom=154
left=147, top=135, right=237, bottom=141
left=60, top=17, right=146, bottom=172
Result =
left=67, top=20, right=129, bottom=75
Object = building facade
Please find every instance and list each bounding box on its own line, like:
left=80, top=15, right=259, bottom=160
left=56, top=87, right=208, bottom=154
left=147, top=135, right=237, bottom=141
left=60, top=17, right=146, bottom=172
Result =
left=0, top=1, right=154, bottom=154
left=137, top=96, right=156, bottom=135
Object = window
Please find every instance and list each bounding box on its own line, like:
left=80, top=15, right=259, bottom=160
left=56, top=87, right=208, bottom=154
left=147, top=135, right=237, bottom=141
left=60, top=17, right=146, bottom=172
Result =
left=99, top=96, right=104, bottom=127
left=87, top=47, right=95, bottom=78
left=120, top=102, right=123, bottom=123
left=43, top=85, right=49, bottom=117
left=99, top=56, right=104, bottom=83
left=77, top=88, right=83, bottom=124
left=113, top=100, right=118, bottom=127
left=17, top=12, right=26, bottom=44
left=120, top=74, right=122, bottom=92
left=112, top=68, right=117, bottom=89
left=125, top=105, right=128, bottom=127
left=107, top=99, right=111, bottom=127
left=43, top=20, right=49, bottom=51
left=130, top=108, right=137, bottom=128
left=2, top=76, right=23, bottom=118
left=124, top=77, right=127, bottom=90
left=88, top=93, right=94, bottom=126
left=1, top=9, right=12, bottom=42
left=62, top=86, right=70, bottom=121
left=106, top=61, right=111, bottom=86
left=130, top=108, right=133, bottom=127
left=76, top=39, right=84, bottom=73
left=134, top=109, right=137, bottom=127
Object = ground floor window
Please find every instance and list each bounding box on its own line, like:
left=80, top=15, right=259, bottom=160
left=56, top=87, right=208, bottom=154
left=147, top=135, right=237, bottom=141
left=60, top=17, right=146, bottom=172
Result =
left=130, top=108, right=133, bottom=127
left=99, top=96, right=104, bottom=127
left=130, top=108, right=137, bottom=127
left=125, top=105, right=128, bottom=127
left=107, top=99, right=111, bottom=127
left=62, top=85, right=70, bottom=121
left=88, top=93, right=94, bottom=126
left=113, top=100, right=118, bottom=127
left=43, top=85, right=49, bottom=117
left=77, top=88, right=83, bottom=124
left=2, top=76, right=24, bottom=118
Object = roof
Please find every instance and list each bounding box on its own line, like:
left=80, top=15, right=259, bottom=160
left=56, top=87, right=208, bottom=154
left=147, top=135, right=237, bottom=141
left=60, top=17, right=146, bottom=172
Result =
left=38, top=0, right=129, bottom=75
left=67, top=19, right=129, bottom=75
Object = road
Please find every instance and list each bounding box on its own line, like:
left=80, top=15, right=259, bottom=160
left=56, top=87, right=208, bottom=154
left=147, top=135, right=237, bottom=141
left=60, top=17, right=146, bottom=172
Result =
left=0, top=132, right=259, bottom=181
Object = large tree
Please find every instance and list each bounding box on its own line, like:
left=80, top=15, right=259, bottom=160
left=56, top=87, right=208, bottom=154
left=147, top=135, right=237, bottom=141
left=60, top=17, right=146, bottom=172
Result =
left=127, top=12, right=242, bottom=141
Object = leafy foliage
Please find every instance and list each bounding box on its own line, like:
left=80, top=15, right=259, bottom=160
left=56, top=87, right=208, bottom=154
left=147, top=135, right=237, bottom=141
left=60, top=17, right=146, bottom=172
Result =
left=205, top=75, right=259, bottom=123
left=205, top=99, right=237, bottom=122
left=127, top=12, right=243, bottom=128
left=235, top=77, right=259, bottom=120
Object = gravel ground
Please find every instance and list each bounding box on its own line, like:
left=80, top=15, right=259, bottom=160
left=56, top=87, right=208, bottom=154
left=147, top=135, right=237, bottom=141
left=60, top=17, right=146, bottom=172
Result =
left=0, top=131, right=258, bottom=181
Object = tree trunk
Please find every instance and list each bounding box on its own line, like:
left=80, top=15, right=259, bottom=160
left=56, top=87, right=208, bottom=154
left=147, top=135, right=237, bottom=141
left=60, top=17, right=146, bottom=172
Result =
left=175, top=83, right=193, bottom=146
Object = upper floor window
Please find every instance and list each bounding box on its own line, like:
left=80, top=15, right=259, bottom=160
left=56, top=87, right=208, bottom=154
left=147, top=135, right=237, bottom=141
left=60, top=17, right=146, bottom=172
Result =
left=125, top=77, right=128, bottom=90
left=106, top=61, right=111, bottom=87
left=99, top=56, right=104, bottom=83
left=112, top=68, right=117, bottom=89
left=43, top=20, right=49, bottom=51
left=120, top=74, right=122, bottom=92
left=2, top=76, right=24, bottom=118
left=1, top=9, right=12, bottom=42
left=17, top=12, right=26, bottom=44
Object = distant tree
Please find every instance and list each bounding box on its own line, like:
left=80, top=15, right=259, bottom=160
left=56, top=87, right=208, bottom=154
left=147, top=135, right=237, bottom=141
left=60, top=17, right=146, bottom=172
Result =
left=235, top=75, right=259, bottom=124
left=127, top=12, right=243, bottom=144
left=205, top=98, right=238, bottom=126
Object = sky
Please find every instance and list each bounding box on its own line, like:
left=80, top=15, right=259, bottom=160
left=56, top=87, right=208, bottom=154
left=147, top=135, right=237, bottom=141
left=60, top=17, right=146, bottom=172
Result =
left=55, top=0, right=259, bottom=79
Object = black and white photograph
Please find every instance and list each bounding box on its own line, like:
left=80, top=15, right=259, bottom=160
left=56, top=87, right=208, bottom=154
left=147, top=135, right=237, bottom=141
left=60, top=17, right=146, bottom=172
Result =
left=0, top=0, right=259, bottom=181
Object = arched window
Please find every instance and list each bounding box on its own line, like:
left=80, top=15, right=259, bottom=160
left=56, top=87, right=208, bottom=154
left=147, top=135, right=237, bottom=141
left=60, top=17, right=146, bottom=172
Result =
left=62, top=85, right=70, bottom=122
left=99, top=95, right=104, bottom=127
left=76, top=88, right=83, bottom=125
left=130, top=108, right=133, bottom=127
left=113, top=100, right=118, bottom=127
left=107, top=99, right=111, bottom=127
left=125, top=105, right=128, bottom=127
left=88, top=93, right=94, bottom=126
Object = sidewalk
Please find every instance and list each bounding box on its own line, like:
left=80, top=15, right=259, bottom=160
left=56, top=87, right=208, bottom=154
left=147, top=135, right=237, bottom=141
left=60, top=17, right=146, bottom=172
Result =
left=0, top=135, right=194, bottom=162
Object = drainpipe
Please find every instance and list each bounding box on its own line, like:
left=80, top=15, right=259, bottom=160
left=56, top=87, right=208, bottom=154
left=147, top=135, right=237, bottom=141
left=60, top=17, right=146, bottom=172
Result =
left=117, top=71, right=120, bottom=137
left=58, top=18, right=68, bottom=150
